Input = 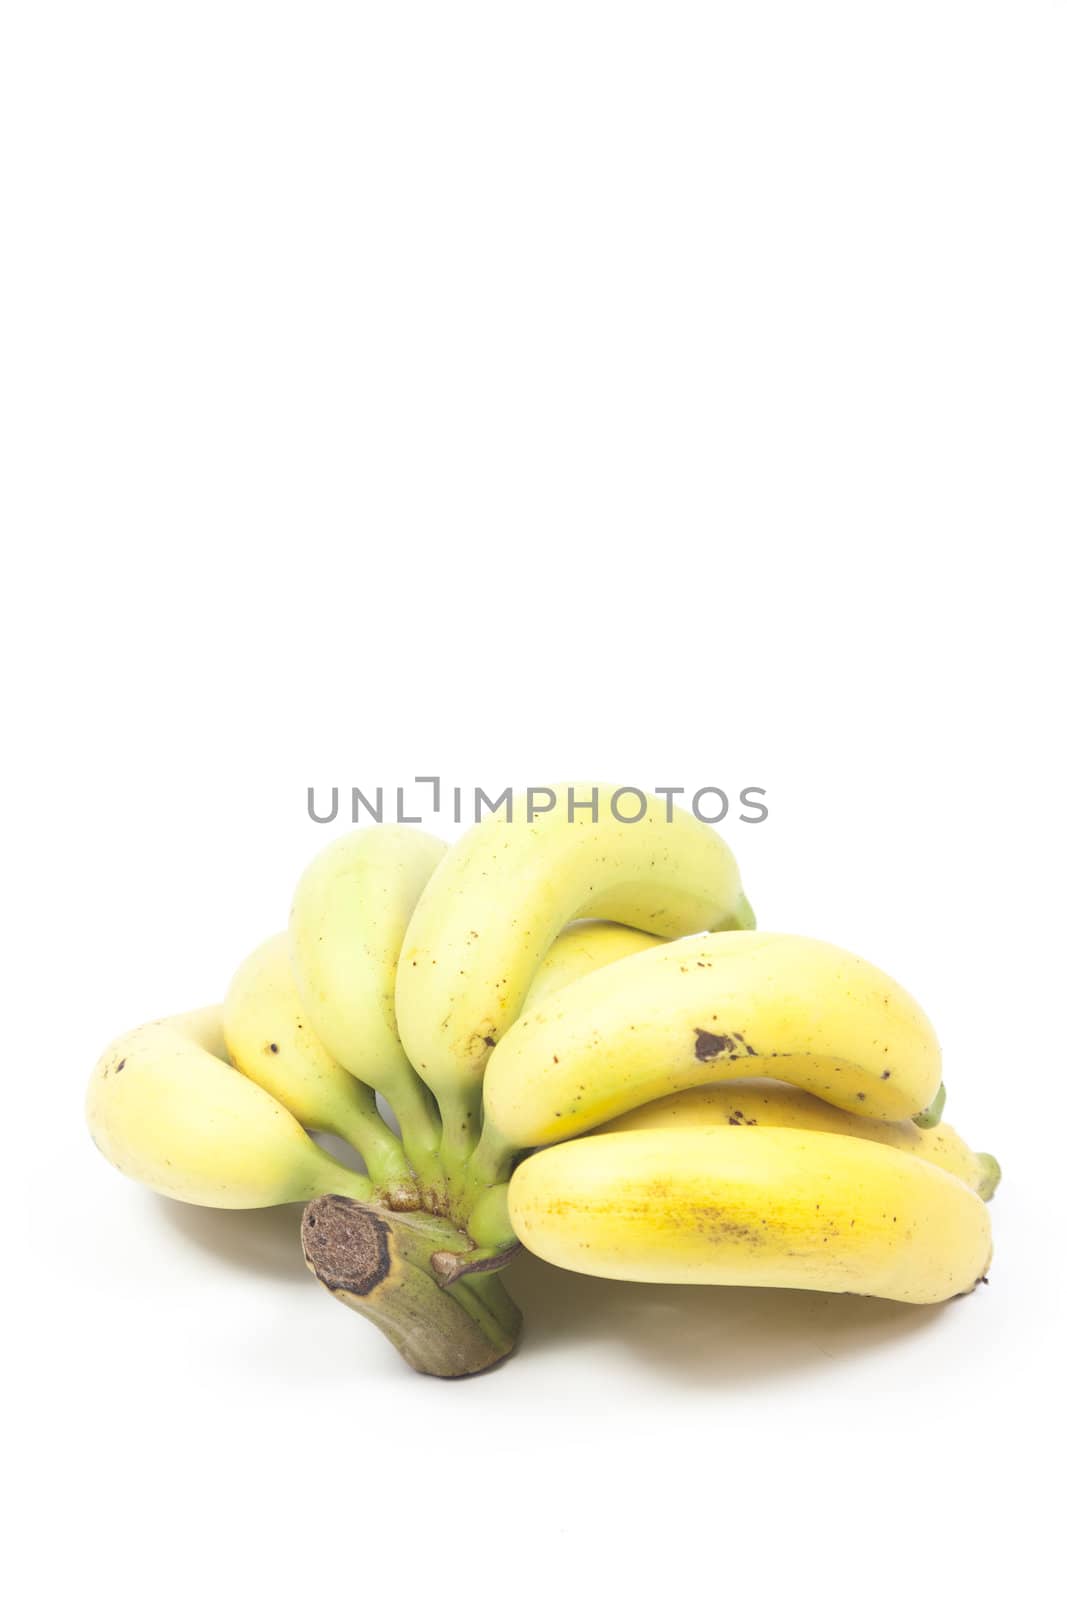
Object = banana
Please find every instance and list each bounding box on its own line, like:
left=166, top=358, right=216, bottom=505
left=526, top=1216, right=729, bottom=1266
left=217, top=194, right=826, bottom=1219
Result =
left=289, top=825, right=447, bottom=1198
left=522, top=921, right=665, bottom=1012
left=86, top=1008, right=373, bottom=1208
left=223, top=935, right=418, bottom=1207
left=169, top=1003, right=230, bottom=1058
left=598, top=1081, right=1000, bottom=1199
left=478, top=931, right=941, bottom=1166
left=509, top=1126, right=993, bottom=1303
left=396, top=784, right=753, bottom=1173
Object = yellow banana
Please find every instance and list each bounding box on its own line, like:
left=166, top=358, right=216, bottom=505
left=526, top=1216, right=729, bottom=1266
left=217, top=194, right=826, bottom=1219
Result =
left=223, top=935, right=419, bottom=1207
left=396, top=784, right=753, bottom=1174
left=86, top=1008, right=372, bottom=1208
left=522, top=921, right=665, bottom=1013
left=509, top=1126, right=993, bottom=1303
left=289, top=825, right=447, bottom=1199
left=598, top=1081, right=1000, bottom=1199
left=479, top=931, right=940, bottom=1167
left=169, top=1003, right=230, bottom=1058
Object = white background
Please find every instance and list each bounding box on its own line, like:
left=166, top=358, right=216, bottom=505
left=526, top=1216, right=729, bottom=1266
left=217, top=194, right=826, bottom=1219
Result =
left=4, top=4, right=1065, bottom=1597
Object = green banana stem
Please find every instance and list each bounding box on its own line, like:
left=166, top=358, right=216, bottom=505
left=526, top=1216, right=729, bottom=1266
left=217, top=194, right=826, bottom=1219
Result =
left=467, top=1181, right=516, bottom=1248
left=434, top=1082, right=484, bottom=1194
left=343, top=1115, right=421, bottom=1211
left=913, top=1081, right=947, bottom=1129
left=431, top=1241, right=521, bottom=1286
left=462, top=1265, right=522, bottom=1333
left=301, top=1194, right=520, bottom=1377
left=432, top=1183, right=519, bottom=1282
left=381, top=1070, right=449, bottom=1206
left=464, top=1118, right=517, bottom=1197
left=445, top=1271, right=522, bottom=1351
left=318, top=1161, right=376, bottom=1205
left=320, top=1078, right=421, bottom=1207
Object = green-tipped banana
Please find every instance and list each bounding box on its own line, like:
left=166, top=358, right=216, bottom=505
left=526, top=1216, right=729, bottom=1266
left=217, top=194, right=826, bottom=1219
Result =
left=477, top=931, right=941, bottom=1178
left=86, top=1008, right=372, bottom=1207
left=289, top=826, right=447, bottom=1202
left=598, top=1081, right=1000, bottom=1199
left=396, top=784, right=753, bottom=1177
left=443, top=1079, right=1000, bottom=1279
left=223, top=934, right=419, bottom=1208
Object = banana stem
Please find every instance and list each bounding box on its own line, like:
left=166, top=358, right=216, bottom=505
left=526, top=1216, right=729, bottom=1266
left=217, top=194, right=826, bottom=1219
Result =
left=446, top=1272, right=522, bottom=1351
left=302, top=1195, right=520, bottom=1377
left=465, top=1120, right=517, bottom=1195
left=434, top=1083, right=483, bottom=1192
left=432, top=1182, right=519, bottom=1280
left=322, top=1165, right=376, bottom=1205
left=467, top=1181, right=514, bottom=1246
left=432, top=1241, right=521, bottom=1287
left=462, top=1267, right=522, bottom=1334
left=333, top=1109, right=421, bottom=1210
left=382, top=1071, right=448, bottom=1207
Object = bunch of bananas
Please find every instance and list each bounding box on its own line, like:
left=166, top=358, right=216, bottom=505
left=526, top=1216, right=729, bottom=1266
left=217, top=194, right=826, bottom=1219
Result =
left=87, top=784, right=999, bottom=1377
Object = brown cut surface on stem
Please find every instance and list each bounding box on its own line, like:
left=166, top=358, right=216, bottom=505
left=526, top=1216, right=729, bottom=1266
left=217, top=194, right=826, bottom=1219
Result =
left=302, top=1194, right=392, bottom=1296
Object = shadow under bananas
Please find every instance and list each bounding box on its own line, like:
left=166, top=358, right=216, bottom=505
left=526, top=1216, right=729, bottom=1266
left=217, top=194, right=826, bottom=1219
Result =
left=154, top=1195, right=309, bottom=1283
left=507, top=1251, right=949, bottom=1387
left=151, top=1196, right=953, bottom=1384
left=151, top=1196, right=952, bottom=1383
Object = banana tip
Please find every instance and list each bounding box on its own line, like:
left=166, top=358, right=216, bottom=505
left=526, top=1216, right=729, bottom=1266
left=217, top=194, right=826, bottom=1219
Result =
left=977, top=1153, right=1002, bottom=1202
left=913, top=1082, right=947, bottom=1129
left=729, top=893, right=757, bottom=931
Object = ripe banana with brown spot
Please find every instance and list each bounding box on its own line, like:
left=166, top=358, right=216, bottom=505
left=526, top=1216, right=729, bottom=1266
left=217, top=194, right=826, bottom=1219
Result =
left=289, top=825, right=447, bottom=1200
left=223, top=934, right=419, bottom=1207
left=508, top=1126, right=993, bottom=1303
left=478, top=931, right=941, bottom=1169
left=396, top=784, right=753, bottom=1176
left=598, top=1081, right=1000, bottom=1199
left=86, top=1008, right=373, bottom=1207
